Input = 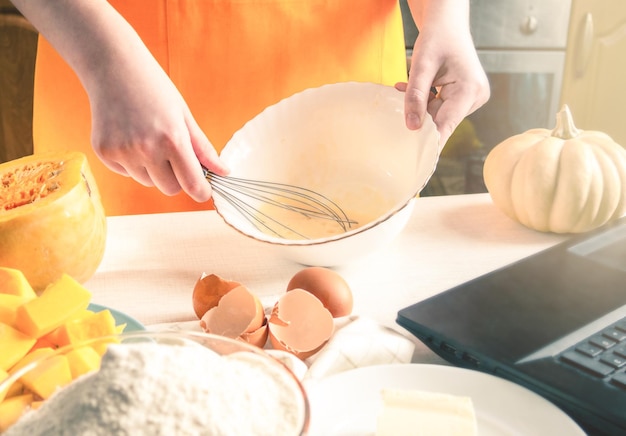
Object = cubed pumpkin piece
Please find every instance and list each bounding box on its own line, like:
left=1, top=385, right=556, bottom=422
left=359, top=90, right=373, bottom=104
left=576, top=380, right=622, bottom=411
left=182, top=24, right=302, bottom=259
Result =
left=0, top=294, right=33, bottom=326
left=30, top=335, right=56, bottom=352
left=56, top=309, right=117, bottom=346
left=92, top=336, right=122, bottom=356
left=0, top=368, right=9, bottom=402
left=68, top=309, right=95, bottom=321
left=0, top=378, right=24, bottom=403
left=115, top=323, right=127, bottom=334
left=6, top=382, right=23, bottom=400
left=35, top=328, right=64, bottom=349
left=41, top=309, right=97, bottom=348
left=0, top=367, right=26, bottom=403
left=0, top=323, right=36, bottom=371
left=65, top=309, right=119, bottom=355
left=10, top=348, right=56, bottom=374
left=0, top=267, right=37, bottom=299
left=6, top=348, right=57, bottom=402
left=66, top=346, right=101, bottom=378
left=0, top=393, right=33, bottom=433
left=14, top=274, right=92, bottom=338
left=20, top=355, right=72, bottom=400
left=30, top=400, right=44, bottom=410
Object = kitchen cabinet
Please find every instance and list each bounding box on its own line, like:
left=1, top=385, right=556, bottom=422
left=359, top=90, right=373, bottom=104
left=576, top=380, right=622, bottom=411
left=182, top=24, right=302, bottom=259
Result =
left=0, top=0, right=37, bottom=163
left=560, top=0, right=626, bottom=146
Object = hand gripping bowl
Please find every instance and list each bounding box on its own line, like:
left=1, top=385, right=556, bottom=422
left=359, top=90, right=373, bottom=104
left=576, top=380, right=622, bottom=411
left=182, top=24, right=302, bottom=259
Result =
left=0, top=331, right=309, bottom=435
left=213, top=82, right=441, bottom=267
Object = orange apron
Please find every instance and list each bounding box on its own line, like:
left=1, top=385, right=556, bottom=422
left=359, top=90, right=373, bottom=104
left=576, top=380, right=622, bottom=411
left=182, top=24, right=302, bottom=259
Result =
left=33, top=0, right=407, bottom=216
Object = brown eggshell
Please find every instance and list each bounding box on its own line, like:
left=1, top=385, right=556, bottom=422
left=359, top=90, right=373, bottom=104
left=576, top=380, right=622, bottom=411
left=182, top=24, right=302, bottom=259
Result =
left=240, top=318, right=269, bottom=348
left=192, top=273, right=242, bottom=319
left=287, top=267, right=353, bottom=318
left=200, top=285, right=266, bottom=341
left=268, top=288, right=334, bottom=359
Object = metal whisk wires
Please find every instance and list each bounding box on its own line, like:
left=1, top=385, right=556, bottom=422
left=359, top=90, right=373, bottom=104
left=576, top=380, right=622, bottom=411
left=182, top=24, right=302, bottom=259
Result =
left=204, top=169, right=357, bottom=239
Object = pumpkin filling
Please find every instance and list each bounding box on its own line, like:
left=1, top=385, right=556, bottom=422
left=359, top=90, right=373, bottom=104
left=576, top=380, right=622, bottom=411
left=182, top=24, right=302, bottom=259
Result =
left=1, top=161, right=63, bottom=211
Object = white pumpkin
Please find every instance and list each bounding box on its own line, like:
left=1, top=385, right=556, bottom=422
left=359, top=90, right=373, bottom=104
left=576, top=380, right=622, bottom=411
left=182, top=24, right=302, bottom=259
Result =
left=483, top=105, right=626, bottom=233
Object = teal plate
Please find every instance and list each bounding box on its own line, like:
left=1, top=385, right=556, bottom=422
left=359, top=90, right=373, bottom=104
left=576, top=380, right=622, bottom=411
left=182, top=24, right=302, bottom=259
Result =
left=88, top=303, right=146, bottom=332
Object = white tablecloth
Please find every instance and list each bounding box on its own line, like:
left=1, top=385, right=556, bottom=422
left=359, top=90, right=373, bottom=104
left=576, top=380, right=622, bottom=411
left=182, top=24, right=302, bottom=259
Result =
left=84, top=193, right=566, bottom=364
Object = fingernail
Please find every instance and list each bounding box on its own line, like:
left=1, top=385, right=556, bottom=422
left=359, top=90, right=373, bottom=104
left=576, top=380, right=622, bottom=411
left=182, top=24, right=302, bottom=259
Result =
left=406, top=112, right=420, bottom=130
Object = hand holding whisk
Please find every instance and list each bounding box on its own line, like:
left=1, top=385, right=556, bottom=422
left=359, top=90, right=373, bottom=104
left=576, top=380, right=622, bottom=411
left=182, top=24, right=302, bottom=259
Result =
left=203, top=167, right=357, bottom=240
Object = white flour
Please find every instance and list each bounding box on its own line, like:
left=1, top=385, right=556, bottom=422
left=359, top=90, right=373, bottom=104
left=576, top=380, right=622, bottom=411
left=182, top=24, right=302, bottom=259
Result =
left=6, top=343, right=305, bottom=435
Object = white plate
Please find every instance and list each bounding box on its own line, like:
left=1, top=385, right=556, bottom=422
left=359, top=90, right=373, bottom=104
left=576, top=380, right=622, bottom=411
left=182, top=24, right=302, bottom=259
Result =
left=304, top=364, right=585, bottom=436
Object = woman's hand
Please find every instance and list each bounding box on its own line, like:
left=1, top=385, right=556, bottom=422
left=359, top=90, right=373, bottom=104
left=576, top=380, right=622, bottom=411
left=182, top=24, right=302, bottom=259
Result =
left=398, top=0, right=490, bottom=146
left=87, top=51, right=229, bottom=202
left=11, top=0, right=228, bottom=202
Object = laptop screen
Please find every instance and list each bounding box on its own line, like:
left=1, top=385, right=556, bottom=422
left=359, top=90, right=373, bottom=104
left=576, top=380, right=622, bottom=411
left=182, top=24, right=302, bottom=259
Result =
left=398, top=219, right=626, bottom=363
left=569, top=219, right=626, bottom=273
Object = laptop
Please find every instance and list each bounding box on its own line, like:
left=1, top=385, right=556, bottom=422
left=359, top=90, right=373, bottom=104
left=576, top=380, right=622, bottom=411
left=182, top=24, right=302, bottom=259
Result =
left=396, top=215, right=626, bottom=435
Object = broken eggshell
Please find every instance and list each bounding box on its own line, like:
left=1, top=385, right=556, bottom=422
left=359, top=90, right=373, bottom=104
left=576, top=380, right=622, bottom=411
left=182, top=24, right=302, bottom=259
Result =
left=192, top=272, right=242, bottom=319
left=268, top=288, right=335, bottom=359
left=200, top=285, right=268, bottom=348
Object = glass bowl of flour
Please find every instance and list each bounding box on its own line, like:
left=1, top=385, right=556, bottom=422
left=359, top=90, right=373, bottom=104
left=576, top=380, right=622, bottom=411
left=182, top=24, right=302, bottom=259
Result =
left=0, top=330, right=309, bottom=435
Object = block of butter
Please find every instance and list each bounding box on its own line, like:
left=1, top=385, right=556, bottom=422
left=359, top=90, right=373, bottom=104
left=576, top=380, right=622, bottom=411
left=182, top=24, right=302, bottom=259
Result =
left=376, top=389, right=478, bottom=436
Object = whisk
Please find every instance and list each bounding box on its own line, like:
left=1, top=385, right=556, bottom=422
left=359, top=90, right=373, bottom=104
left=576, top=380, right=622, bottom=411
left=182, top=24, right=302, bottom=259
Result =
left=203, top=167, right=357, bottom=239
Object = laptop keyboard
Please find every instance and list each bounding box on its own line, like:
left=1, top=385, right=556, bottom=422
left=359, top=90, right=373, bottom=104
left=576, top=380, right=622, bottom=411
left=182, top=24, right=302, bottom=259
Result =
left=559, top=317, right=626, bottom=390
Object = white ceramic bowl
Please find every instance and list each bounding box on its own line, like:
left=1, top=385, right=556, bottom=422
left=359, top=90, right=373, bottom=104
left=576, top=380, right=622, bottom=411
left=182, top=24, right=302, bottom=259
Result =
left=213, top=82, right=440, bottom=266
